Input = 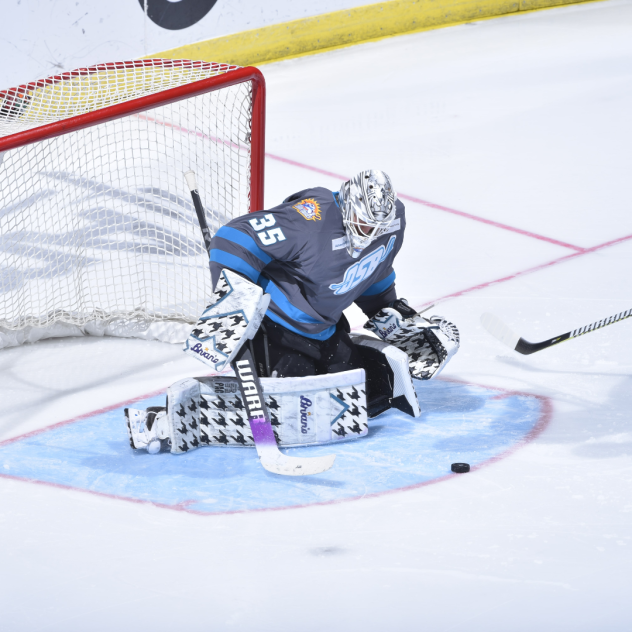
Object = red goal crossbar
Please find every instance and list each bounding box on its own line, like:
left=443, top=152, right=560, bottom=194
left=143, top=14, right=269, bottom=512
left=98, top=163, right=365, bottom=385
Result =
left=0, top=60, right=266, bottom=213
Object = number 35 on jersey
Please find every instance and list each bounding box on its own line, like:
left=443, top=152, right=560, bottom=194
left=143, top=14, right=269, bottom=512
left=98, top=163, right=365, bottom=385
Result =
left=249, top=214, right=286, bottom=246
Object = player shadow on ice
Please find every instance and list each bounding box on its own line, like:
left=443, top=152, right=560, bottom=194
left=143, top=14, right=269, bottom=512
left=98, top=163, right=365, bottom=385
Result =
left=415, top=380, right=487, bottom=418
left=497, top=355, right=632, bottom=379
left=567, top=375, right=632, bottom=460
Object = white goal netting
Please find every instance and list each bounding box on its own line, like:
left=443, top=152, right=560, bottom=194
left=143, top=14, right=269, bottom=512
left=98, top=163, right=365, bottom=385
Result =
left=0, top=59, right=259, bottom=348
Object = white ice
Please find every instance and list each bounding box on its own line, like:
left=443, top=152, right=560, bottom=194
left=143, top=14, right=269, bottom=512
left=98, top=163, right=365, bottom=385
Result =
left=1, top=1, right=632, bottom=629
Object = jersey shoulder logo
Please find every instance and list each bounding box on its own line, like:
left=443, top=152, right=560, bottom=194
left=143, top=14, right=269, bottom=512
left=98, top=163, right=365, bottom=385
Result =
left=329, top=236, right=396, bottom=295
left=293, top=198, right=322, bottom=221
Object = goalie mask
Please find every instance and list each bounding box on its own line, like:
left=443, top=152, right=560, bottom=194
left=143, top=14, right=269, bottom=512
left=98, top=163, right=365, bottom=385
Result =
left=339, top=170, right=397, bottom=258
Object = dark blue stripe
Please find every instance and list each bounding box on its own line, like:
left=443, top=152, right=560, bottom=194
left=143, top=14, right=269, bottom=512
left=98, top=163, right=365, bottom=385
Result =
left=210, top=249, right=260, bottom=283
left=361, top=271, right=396, bottom=296
left=215, top=226, right=272, bottom=264
left=259, top=278, right=324, bottom=325
left=265, top=310, right=336, bottom=341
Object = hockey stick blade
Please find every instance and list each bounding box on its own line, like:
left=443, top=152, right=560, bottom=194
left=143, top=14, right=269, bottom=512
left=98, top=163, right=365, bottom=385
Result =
left=481, top=312, right=567, bottom=355
left=481, top=309, right=632, bottom=355
left=233, top=346, right=335, bottom=476
left=256, top=443, right=336, bottom=476
left=480, top=313, right=520, bottom=350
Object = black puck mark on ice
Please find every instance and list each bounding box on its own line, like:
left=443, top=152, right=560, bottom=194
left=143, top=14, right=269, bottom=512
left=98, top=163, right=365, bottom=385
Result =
left=138, top=0, right=217, bottom=31
left=451, top=462, right=470, bottom=474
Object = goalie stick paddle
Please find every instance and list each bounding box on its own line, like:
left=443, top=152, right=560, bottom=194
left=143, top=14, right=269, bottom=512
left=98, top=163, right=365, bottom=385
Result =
left=183, top=170, right=335, bottom=476
left=480, top=309, right=632, bottom=355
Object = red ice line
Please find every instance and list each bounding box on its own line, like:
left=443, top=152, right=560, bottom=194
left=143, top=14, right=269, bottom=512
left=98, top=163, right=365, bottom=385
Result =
left=0, top=156, right=626, bottom=515
left=420, top=232, right=632, bottom=309
left=141, top=109, right=583, bottom=253
left=265, top=153, right=585, bottom=252
left=0, top=378, right=552, bottom=518
left=268, top=153, right=632, bottom=310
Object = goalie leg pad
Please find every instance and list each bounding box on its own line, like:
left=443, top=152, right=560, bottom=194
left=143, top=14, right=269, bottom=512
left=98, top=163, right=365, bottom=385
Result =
left=160, top=369, right=368, bottom=454
left=183, top=268, right=271, bottom=373
left=352, top=334, right=421, bottom=418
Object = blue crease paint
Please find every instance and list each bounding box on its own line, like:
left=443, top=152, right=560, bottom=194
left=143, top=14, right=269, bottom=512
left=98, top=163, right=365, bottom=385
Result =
left=0, top=381, right=545, bottom=514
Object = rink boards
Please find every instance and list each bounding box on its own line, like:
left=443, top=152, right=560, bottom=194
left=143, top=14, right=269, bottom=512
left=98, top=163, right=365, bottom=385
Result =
left=0, top=379, right=549, bottom=515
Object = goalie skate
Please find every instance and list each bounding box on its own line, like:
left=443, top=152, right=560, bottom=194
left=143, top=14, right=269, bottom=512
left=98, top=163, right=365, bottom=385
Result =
left=125, top=406, right=170, bottom=454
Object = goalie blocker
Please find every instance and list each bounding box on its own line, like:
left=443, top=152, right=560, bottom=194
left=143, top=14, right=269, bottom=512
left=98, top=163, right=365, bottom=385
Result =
left=182, top=268, right=270, bottom=373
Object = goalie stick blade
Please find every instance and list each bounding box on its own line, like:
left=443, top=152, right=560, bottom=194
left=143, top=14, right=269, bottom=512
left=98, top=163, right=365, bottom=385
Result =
left=258, top=445, right=336, bottom=476
left=480, top=313, right=521, bottom=351
left=233, top=346, right=337, bottom=477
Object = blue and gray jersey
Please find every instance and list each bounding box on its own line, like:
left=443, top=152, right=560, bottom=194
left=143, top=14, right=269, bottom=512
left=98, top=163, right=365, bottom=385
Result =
left=209, top=186, right=405, bottom=340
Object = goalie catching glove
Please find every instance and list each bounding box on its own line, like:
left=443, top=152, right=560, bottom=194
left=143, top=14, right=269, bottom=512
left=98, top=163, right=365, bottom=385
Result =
left=364, top=299, right=460, bottom=380
left=183, top=268, right=270, bottom=372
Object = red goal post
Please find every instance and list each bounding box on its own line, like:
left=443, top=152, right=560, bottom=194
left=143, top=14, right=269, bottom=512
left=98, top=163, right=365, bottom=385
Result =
left=0, top=59, right=266, bottom=348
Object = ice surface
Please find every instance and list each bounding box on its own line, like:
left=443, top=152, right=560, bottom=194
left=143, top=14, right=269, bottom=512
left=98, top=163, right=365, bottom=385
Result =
left=1, top=2, right=632, bottom=630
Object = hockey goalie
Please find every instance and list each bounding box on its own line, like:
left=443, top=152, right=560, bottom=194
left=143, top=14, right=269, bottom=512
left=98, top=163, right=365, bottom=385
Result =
left=126, top=170, right=460, bottom=458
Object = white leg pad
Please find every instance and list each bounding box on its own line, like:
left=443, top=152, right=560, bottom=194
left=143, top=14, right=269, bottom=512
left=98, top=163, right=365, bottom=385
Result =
left=165, top=369, right=368, bottom=454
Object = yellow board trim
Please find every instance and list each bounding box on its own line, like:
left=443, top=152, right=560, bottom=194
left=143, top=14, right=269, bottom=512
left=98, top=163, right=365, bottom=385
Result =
left=150, top=0, right=603, bottom=67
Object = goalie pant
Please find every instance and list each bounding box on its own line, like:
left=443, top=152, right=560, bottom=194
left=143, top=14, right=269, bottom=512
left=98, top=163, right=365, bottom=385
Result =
left=126, top=369, right=369, bottom=454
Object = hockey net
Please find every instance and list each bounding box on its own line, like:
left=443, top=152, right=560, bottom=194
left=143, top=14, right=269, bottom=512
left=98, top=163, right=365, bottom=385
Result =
left=0, top=59, right=265, bottom=349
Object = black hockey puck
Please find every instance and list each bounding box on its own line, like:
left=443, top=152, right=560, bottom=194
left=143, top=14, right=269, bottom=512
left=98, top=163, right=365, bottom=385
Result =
left=451, top=462, right=470, bottom=474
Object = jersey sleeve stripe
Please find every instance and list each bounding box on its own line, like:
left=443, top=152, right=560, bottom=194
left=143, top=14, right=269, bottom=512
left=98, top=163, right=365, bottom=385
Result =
left=265, top=310, right=336, bottom=341
left=215, top=226, right=272, bottom=264
left=210, top=250, right=260, bottom=283
left=259, top=277, right=324, bottom=324
left=360, top=271, right=396, bottom=296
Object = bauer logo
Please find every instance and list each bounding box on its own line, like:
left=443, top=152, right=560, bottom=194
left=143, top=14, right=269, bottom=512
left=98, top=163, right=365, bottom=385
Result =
left=329, top=236, right=396, bottom=295
left=293, top=198, right=322, bottom=221
left=299, top=395, right=313, bottom=434
left=190, top=342, right=220, bottom=364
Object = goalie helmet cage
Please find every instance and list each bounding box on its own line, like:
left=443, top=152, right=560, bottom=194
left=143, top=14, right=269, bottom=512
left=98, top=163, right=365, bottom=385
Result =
left=0, top=59, right=265, bottom=348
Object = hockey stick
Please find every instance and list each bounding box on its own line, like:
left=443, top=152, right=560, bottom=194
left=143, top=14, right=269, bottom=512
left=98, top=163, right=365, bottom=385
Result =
left=480, top=309, right=632, bottom=355
left=183, top=170, right=335, bottom=476
left=184, top=170, right=213, bottom=258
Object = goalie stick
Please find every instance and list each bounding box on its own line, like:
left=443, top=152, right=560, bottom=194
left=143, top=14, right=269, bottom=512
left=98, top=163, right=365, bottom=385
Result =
left=183, top=170, right=335, bottom=476
left=184, top=170, right=213, bottom=267
left=480, top=309, right=632, bottom=355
